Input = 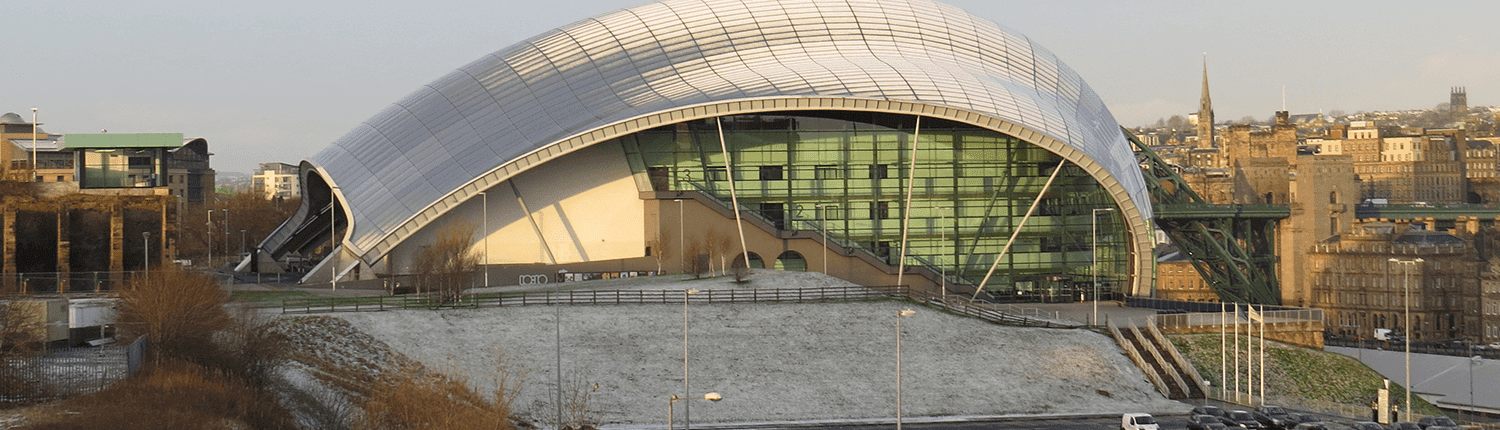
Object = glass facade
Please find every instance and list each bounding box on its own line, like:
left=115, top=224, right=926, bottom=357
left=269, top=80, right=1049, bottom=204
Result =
left=621, top=111, right=1125, bottom=296
left=77, top=148, right=166, bottom=189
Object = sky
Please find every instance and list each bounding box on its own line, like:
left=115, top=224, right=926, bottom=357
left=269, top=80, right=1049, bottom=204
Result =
left=4, top=1, right=1497, bottom=175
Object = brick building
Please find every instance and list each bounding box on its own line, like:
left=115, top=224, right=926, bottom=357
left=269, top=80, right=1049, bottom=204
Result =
left=1309, top=220, right=1482, bottom=342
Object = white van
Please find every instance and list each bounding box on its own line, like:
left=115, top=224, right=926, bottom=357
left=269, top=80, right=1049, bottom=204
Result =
left=1124, top=413, right=1160, bottom=430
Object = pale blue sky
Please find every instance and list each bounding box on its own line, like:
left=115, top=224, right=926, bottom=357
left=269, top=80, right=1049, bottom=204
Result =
left=4, top=1, right=1496, bottom=174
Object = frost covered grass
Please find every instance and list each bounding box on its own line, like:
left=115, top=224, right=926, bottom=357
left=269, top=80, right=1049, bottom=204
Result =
left=309, top=270, right=1186, bottom=426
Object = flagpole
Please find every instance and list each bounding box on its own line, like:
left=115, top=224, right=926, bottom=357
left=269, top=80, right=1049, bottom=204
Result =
left=1220, top=302, right=1226, bottom=401
left=1246, top=307, right=1253, bottom=405
left=1234, top=304, right=1240, bottom=403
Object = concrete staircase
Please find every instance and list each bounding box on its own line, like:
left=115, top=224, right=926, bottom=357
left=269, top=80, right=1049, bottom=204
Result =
left=1109, top=319, right=1208, bottom=400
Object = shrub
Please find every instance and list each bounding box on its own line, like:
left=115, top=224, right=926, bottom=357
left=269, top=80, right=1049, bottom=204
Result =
left=731, top=266, right=753, bottom=284
left=116, top=267, right=233, bottom=367
left=357, top=372, right=515, bottom=430
left=22, top=359, right=295, bottom=429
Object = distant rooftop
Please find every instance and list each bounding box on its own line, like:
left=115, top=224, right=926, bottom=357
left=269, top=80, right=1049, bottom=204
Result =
left=62, top=133, right=185, bottom=149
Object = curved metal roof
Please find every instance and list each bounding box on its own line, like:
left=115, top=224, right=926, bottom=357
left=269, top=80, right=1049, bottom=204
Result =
left=308, top=0, right=1150, bottom=256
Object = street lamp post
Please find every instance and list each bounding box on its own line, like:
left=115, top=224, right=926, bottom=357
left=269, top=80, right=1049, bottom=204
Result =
left=934, top=207, right=952, bottom=299
left=226, top=228, right=232, bottom=265
left=683, top=288, right=700, bottom=430
left=896, top=309, right=916, bottom=430
left=206, top=210, right=213, bottom=268
left=675, top=199, right=684, bottom=275
left=479, top=192, right=488, bottom=286
left=1092, top=208, right=1115, bottom=326
left=143, top=231, right=151, bottom=270
left=240, top=229, right=247, bottom=257
left=1471, top=351, right=1482, bottom=414
left=554, top=280, right=563, bottom=430
left=1389, top=257, right=1423, bottom=420
left=327, top=199, right=337, bottom=291
left=669, top=392, right=722, bottom=430
left=30, top=108, right=38, bottom=181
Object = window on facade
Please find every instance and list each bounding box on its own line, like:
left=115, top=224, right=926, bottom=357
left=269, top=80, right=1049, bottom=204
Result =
left=870, top=164, right=892, bottom=180
left=759, top=165, right=784, bottom=181
left=818, top=205, right=843, bottom=220
left=815, top=165, right=842, bottom=180
left=872, top=201, right=892, bottom=220
left=706, top=167, right=728, bottom=181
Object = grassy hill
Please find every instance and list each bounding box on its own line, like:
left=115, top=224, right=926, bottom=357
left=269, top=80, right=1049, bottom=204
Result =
left=1169, top=334, right=1442, bottom=418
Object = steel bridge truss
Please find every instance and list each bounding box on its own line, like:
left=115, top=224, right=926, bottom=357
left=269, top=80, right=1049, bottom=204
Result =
left=1127, top=129, right=1288, bottom=304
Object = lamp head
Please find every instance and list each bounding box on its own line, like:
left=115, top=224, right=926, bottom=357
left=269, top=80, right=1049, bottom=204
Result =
left=704, top=392, right=723, bottom=401
left=686, top=289, right=700, bottom=295
left=898, top=309, right=916, bottom=317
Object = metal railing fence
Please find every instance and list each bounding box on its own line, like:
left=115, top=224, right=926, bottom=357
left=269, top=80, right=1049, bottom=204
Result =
left=0, top=344, right=131, bottom=403
left=0, top=271, right=151, bottom=296
left=277, top=284, right=1079, bottom=329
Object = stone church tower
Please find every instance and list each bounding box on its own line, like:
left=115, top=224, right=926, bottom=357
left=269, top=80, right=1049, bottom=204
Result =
left=1452, top=87, right=1469, bottom=116
left=1196, top=60, right=1215, bottom=148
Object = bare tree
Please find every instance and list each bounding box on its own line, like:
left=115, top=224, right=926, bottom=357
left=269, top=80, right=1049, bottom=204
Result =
left=0, top=302, right=47, bottom=404
left=685, top=238, right=709, bottom=279
left=0, top=301, right=44, bottom=355
left=704, top=230, right=722, bottom=276
left=711, top=232, right=733, bottom=277
left=219, top=305, right=290, bottom=385
left=558, top=366, right=599, bottom=430
left=650, top=234, right=670, bottom=275
left=1166, top=114, right=1191, bottom=132
left=413, top=221, right=481, bottom=304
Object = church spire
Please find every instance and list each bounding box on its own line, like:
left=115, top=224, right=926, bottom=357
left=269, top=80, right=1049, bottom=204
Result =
left=1197, top=56, right=1215, bottom=148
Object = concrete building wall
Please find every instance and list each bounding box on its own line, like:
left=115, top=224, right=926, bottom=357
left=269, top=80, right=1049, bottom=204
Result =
left=385, top=142, right=647, bottom=272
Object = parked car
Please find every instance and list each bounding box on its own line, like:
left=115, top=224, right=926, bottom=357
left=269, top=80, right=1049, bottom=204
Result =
left=1417, top=417, right=1457, bottom=429
left=1225, top=410, right=1266, bottom=430
left=1390, top=421, right=1421, bottom=430
left=1123, top=413, right=1160, bottom=430
left=1193, top=405, right=1228, bottom=418
left=1292, top=423, right=1328, bottom=430
left=1288, top=413, right=1323, bottom=425
left=1352, top=422, right=1386, bottom=430
left=1188, top=414, right=1230, bottom=430
left=1254, top=405, right=1296, bottom=430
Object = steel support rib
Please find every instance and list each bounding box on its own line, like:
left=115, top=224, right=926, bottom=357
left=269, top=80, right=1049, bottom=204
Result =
left=716, top=118, right=752, bottom=270
left=971, top=159, right=1068, bottom=300
left=896, top=116, right=922, bottom=288
left=510, top=180, right=558, bottom=265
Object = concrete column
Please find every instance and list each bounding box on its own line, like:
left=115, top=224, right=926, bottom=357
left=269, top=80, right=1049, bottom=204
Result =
left=161, top=197, right=177, bottom=262
left=57, top=202, right=70, bottom=292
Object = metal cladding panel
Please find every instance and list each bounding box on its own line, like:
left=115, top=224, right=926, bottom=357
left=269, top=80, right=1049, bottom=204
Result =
left=306, top=0, right=1151, bottom=253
